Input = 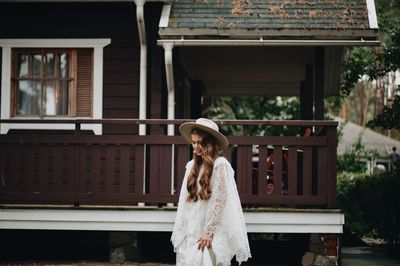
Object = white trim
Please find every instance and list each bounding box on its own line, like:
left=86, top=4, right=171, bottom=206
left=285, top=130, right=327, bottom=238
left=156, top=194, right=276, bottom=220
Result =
left=0, top=0, right=169, bottom=2
left=366, top=0, right=379, bottom=29
left=158, top=38, right=380, bottom=47
left=159, top=4, right=171, bottom=28
left=134, top=1, right=147, bottom=136
left=0, top=39, right=110, bottom=48
left=0, top=39, right=110, bottom=135
left=0, top=208, right=344, bottom=233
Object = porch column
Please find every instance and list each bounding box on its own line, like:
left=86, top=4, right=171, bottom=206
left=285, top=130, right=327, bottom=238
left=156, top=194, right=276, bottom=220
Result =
left=300, top=65, right=314, bottom=135
left=314, top=47, right=325, bottom=120
left=190, top=81, right=203, bottom=119
left=300, top=65, right=314, bottom=121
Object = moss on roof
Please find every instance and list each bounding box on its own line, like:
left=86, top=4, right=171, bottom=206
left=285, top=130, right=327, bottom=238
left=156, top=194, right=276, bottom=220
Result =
left=160, top=0, right=377, bottom=39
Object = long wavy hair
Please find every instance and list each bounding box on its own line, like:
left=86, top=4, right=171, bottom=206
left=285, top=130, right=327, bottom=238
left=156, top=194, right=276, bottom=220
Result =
left=186, top=128, right=218, bottom=202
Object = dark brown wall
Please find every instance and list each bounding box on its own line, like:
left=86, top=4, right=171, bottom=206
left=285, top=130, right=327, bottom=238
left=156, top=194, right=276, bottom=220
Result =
left=0, top=3, right=166, bottom=135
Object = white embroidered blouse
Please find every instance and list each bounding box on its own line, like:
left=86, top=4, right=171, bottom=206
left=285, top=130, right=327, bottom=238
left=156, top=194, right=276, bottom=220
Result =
left=171, top=157, right=251, bottom=266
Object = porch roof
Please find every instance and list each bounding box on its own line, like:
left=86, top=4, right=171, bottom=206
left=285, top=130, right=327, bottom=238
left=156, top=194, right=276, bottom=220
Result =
left=159, top=0, right=379, bottom=42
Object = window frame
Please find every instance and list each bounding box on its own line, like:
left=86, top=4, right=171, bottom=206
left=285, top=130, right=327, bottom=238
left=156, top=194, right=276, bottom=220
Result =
left=0, top=39, right=110, bottom=135
left=11, top=48, right=76, bottom=118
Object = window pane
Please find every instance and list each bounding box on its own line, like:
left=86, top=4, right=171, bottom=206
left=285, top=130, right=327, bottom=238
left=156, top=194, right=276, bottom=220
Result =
left=16, top=80, right=40, bottom=115
left=17, top=54, right=29, bottom=78
left=59, top=53, right=69, bottom=78
left=58, top=81, right=69, bottom=115
left=45, top=53, right=55, bottom=77
left=31, top=54, right=42, bottom=78
left=44, top=81, right=69, bottom=115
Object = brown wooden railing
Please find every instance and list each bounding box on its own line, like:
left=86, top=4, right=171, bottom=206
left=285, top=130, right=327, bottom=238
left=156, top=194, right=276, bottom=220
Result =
left=0, top=119, right=337, bottom=208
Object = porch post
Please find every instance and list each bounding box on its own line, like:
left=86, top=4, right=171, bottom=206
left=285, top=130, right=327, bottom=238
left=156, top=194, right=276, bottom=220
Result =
left=190, top=81, right=203, bottom=119
left=314, top=47, right=325, bottom=120
left=300, top=65, right=314, bottom=135
left=300, top=65, right=314, bottom=121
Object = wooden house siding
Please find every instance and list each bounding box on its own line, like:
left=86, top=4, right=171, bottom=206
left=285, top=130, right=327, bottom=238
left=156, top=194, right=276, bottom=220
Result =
left=0, top=3, right=165, bottom=135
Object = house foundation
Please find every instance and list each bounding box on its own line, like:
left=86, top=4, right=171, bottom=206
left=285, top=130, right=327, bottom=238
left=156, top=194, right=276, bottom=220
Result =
left=303, top=233, right=340, bottom=266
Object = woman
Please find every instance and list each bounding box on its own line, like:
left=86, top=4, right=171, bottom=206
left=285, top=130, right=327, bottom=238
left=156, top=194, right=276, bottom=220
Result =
left=171, top=118, right=251, bottom=266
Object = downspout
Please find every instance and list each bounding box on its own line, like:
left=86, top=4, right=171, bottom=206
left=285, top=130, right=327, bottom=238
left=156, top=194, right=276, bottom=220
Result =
left=134, top=0, right=147, bottom=135
left=134, top=0, right=147, bottom=196
left=163, top=43, right=175, bottom=136
left=163, top=42, right=175, bottom=195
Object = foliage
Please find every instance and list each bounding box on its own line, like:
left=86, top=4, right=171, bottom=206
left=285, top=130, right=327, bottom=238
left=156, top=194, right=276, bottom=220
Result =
left=368, top=86, right=400, bottom=129
left=340, top=47, right=377, bottom=95
left=337, top=135, right=378, bottom=174
left=337, top=170, right=400, bottom=246
left=340, top=0, right=400, bottom=130
left=207, top=96, right=300, bottom=136
left=340, top=25, right=400, bottom=95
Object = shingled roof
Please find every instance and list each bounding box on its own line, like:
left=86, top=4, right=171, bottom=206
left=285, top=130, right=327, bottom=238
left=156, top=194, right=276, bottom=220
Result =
left=159, top=0, right=378, bottom=40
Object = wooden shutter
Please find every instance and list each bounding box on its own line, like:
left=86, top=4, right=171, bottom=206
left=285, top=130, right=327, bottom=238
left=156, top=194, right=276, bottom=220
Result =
left=76, top=49, right=93, bottom=117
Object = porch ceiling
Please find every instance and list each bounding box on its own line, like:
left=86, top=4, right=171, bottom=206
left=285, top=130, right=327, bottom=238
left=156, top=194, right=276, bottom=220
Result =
left=178, top=46, right=342, bottom=96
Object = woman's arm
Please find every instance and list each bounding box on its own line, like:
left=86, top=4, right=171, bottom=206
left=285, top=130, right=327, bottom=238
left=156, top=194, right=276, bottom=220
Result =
left=198, top=161, right=229, bottom=250
left=171, top=160, right=192, bottom=250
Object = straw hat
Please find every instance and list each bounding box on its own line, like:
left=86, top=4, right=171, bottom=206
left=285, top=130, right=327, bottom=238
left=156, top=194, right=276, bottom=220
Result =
left=179, top=118, right=228, bottom=151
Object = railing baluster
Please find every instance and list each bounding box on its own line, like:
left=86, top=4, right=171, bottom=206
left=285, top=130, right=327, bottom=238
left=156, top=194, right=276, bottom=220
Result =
left=134, top=144, right=145, bottom=195
left=237, top=146, right=252, bottom=195
left=288, top=146, right=298, bottom=196
left=302, top=146, right=312, bottom=196
left=25, top=144, right=34, bottom=194
left=317, top=146, right=327, bottom=197
left=16, top=144, right=23, bottom=191
left=160, top=145, right=172, bottom=195
left=92, top=145, right=101, bottom=194
left=105, top=144, right=116, bottom=193
left=225, top=145, right=232, bottom=163
left=38, top=145, right=48, bottom=194
left=327, top=127, right=338, bottom=208
left=149, top=145, right=172, bottom=195
left=66, top=144, right=74, bottom=193
left=273, top=145, right=282, bottom=196
left=176, top=145, right=189, bottom=195
left=149, top=145, right=159, bottom=195
left=54, top=144, right=63, bottom=193
left=120, top=144, right=131, bottom=194
left=258, top=145, right=268, bottom=195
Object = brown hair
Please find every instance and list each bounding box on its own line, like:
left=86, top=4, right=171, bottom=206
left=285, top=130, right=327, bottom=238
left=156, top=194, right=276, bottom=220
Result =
left=186, top=128, right=218, bottom=202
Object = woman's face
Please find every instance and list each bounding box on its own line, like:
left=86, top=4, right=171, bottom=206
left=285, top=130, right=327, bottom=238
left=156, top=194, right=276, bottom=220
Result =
left=191, top=133, right=205, bottom=156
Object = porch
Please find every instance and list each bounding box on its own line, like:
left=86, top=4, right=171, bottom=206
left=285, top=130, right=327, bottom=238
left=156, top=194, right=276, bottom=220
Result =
left=0, top=119, right=338, bottom=209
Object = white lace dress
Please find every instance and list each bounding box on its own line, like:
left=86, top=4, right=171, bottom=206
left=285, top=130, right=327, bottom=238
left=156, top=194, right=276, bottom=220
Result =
left=171, top=157, right=251, bottom=266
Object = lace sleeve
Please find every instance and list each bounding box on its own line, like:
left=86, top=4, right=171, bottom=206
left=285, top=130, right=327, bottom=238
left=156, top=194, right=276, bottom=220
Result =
left=171, top=160, right=192, bottom=250
left=204, top=161, right=228, bottom=236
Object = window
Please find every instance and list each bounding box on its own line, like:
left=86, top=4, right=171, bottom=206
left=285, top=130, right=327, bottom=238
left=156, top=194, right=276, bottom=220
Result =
left=11, top=48, right=93, bottom=118
left=0, top=39, right=110, bottom=134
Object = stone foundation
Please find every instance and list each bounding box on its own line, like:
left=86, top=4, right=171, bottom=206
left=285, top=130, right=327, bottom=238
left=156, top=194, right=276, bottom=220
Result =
left=109, top=232, right=141, bottom=263
left=302, top=233, right=340, bottom=266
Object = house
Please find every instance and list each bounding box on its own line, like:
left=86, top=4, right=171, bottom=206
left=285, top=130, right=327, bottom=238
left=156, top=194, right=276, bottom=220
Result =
left=338, top=119, right=400, bottom=172
left=0, top=0, right=379, bottom=264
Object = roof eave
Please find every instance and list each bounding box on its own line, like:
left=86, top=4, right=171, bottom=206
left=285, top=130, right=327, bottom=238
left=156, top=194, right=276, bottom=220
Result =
left=157, top=37, right=380, bottom=47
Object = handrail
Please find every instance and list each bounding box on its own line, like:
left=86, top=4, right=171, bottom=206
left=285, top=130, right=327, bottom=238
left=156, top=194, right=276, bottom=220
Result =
left=0, top=118, right=338, bottom=126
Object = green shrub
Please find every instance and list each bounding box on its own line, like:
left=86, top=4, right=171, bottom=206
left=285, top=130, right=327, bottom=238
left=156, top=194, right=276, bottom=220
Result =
left=337, top=170, right=400, bottom=246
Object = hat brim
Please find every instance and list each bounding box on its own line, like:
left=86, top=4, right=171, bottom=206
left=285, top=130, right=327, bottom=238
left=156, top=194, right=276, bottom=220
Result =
left=179, top=122, right=229, bottom=151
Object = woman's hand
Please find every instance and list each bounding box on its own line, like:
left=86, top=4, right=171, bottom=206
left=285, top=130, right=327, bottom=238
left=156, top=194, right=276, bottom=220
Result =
left=197, top=233, right=213, bottom=251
